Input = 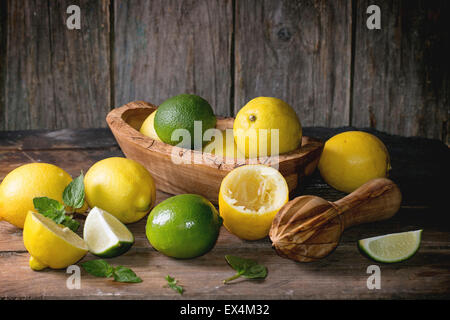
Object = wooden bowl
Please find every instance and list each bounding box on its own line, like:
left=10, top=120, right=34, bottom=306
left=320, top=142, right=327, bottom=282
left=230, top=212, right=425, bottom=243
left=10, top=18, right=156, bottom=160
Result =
left=106, top=101, right=323, bottom=204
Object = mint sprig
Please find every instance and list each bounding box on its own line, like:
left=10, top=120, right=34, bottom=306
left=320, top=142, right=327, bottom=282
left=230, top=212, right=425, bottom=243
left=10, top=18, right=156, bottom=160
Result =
left=63, top=171, right=85, bottom=209
left=32, top=172, right=85, bottom=232
left=33, top=197, right=80, bottom=232
left=81, top=260, right=142, bottom=283
left=223, top=255, right=267, bottom=284
left=165, top=275, right=184, bottom=294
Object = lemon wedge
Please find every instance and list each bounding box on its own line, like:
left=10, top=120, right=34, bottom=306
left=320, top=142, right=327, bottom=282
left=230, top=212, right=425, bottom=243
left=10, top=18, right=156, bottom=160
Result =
left=218, top=165, right=289, bottom=240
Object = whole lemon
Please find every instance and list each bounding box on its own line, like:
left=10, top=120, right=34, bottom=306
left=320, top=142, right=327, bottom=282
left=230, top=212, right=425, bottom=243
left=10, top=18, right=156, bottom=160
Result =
left=318, top=131, right=391, bottom=193
left=0, top=163, right=73, bottom=228
left=84, top=157, right=156, bottom=224
left=23, top=211, right=88, bottom=270
left=234, top=97, right=302, bottom=158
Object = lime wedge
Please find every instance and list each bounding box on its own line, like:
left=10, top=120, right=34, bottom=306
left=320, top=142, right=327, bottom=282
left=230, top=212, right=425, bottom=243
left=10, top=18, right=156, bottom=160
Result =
left=83, top=207, right=134, bottom=258
left=358, top=230, right=422, bottom=263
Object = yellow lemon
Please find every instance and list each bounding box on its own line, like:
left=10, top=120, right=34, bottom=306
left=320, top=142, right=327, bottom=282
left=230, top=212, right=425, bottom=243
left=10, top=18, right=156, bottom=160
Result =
left=84, top=157, right=156, bottom=224
left=23, top=211, right=88, bottom=270
left=218, top=165, right=289, bottom=240
left=203, top=130, right=246, bottom=160
left=233, top=97, right=302, bottom=158
left=139, top=110, right=161, bottom=141
left=0, top=163, right=73, bottom=229
left=318, top=131, right=391, bottom=193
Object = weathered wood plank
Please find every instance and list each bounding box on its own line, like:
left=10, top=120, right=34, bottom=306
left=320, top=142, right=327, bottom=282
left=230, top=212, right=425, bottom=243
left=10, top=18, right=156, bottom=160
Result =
left=0, top=225, right=448, bottom=299
left=234, top=0, right=352, bottom=127
left=352, top=0, right=449, bottom=142
left=0, top=128, right=118, bottom=150
left=0, top=128, right=448, bottom=299
left=2, top=0, right=111, bottom=130
left=0, top=0, right=6, bottom=131
left=114, top=0, right=233, bottom=116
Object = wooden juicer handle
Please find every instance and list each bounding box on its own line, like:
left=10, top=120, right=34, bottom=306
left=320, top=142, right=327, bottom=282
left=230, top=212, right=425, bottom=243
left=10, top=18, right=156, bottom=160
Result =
left=332, top=178, right=402, bottom=230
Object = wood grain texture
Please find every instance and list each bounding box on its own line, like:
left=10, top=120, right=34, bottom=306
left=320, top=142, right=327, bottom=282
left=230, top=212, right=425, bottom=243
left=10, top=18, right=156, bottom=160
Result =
left=234, top=0, right=352, bottom=127
left=2, top=0, right=111, bottom=130
left=352, top=0, right=449, bottom=141
left=114, top=0, right=233, bottom=116
left=0, top=128, right=449, bottom=299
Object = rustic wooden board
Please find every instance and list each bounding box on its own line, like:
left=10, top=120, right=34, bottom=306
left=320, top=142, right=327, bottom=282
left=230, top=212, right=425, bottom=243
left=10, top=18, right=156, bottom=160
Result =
left=1, top=0, right=111, bottom=130
left=234, top=0, right=352, bottom=127
left=113, top=0, right=233, bottom=116
left=352, top=0, right=449, bottom=142
left=0, top=128, right=448, bottom=299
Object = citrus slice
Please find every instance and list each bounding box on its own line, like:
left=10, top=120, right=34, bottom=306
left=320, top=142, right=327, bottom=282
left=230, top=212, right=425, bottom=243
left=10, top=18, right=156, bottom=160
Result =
left=23, top=211, right=88, bottom=270
left=83, top=207, right=134, bottom=258
left=358, top=230, right=422, bottom=263
left=219, top=164, right=289, bottom=240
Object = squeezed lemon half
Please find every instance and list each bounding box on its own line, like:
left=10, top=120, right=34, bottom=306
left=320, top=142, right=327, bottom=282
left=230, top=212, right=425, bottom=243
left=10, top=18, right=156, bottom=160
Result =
left=218, top=165, right=289, bottom=240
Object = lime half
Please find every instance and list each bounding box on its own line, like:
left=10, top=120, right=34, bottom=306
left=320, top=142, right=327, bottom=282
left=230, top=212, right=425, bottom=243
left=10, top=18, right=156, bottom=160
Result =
left=83, top=207, right=134, bottom=258
left=358, top=230, right=422, bottom=263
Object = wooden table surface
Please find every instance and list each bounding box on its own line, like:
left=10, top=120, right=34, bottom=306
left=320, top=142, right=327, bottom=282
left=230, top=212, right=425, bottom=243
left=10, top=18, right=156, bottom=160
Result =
left=0, top=127, right=449, bottom=300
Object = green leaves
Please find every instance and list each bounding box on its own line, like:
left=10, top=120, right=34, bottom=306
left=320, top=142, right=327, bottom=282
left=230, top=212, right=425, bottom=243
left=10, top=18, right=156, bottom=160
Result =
left=33, top=197, right=80, bottom=232
left=32, top=172, right=85, bottom=232
left=63, top=172, right=85, bottom=209
left=81, top=260, right=142, bottom=283
left=223, top=255, right=267, bottom=284
left=166, top=275, right=184, bottom=294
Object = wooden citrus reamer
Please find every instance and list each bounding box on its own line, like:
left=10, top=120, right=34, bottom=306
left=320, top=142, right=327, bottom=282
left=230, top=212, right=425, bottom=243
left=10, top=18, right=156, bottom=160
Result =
left=269, top=178, right=402, bottom=262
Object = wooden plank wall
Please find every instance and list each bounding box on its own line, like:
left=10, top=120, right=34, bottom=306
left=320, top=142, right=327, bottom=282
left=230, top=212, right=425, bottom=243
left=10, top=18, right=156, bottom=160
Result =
left=0, top=0, right=448, bottom=142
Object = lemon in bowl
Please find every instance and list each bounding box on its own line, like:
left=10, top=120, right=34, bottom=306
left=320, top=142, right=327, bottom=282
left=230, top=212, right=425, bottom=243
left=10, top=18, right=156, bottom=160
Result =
left=139, top=110, right=161, bottom=141
left=233, top=97, right=302, bottom=158
left=219, top=165, right=289, bottom=240
left=84, top=157, right=156, bottom=224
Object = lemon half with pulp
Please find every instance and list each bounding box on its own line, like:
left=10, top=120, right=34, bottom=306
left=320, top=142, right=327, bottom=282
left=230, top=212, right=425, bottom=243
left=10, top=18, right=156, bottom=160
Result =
left=219, top=165, right=289, bottom=240
left=23, top=211, right=88, bottom=270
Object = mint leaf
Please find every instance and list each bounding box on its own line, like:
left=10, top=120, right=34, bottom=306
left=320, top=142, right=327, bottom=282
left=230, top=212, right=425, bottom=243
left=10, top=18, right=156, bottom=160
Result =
left=81, top=260, right=142, bottom=283
left=33, top=197, right=65, bottom=220
left=223, top=255, right=267, bottom=283
left=33, top=196, right=80, bottom=232
left=63, top=172, right=85, bottom=209
left=165, top=275, right=184, bottom=294
left=113, top=266, right=143, bottom=283
left=81, top=260, right=114, bottom=278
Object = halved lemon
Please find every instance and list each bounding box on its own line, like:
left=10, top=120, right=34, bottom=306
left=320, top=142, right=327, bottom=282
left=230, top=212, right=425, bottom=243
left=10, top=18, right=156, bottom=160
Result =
left=23, top=211, right=88, bottom=270
left=83, top=207, right=134, bottom=258
left=358, top=230, right=422, bottom=263
left=218, top=165, right=289, bottom=240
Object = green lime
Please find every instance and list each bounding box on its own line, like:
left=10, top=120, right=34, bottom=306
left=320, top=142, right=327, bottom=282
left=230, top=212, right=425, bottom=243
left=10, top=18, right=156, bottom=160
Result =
left=358, top=230, right=422, bottom=263
left=83, top=207, right=134, bottom=258
left=146, top=194, right=222, bottom=259
left=154, top=94, right=217, bottom=149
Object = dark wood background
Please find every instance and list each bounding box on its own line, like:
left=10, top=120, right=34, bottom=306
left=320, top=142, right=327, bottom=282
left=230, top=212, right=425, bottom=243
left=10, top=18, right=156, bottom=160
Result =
left=0, top=0, right=448, bottom=143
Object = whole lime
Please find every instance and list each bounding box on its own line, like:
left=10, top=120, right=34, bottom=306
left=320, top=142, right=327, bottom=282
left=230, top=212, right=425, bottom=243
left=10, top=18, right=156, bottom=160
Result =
left=154, top=94, right=217, bottom=149
left=146, top=194, right=222, bottom=259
